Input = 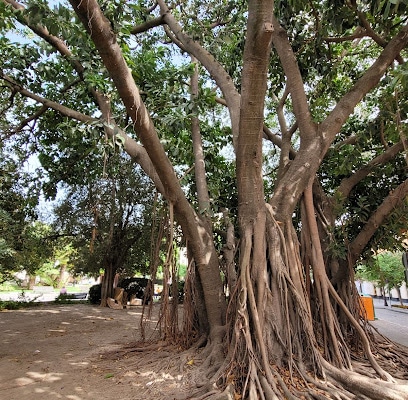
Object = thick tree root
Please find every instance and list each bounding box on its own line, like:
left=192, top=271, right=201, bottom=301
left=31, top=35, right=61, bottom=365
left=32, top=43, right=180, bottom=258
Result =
left=322, top=358, right=408, bottom=400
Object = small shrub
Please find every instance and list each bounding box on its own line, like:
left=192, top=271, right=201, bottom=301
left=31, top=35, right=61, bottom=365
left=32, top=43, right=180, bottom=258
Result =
left=0, top=292, right=40, bottom=310
left=0, top=300, right=25, bottom=310
left=54, top=294, right=89, bottom=304
left=55, top=293, right=74, bottom=303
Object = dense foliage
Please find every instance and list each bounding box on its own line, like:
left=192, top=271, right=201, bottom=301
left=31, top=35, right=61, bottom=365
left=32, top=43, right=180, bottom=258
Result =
left=357, top=251, right=406, bottom=292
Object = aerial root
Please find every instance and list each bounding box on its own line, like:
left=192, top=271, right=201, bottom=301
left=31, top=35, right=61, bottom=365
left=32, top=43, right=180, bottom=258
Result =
left=259, top=375, right=279, bottom=400
left=298, top=364, right=350, bottom=400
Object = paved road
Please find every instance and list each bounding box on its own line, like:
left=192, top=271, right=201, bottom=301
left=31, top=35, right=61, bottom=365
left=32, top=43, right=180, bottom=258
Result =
left=370, top=298, right=408, bottom=347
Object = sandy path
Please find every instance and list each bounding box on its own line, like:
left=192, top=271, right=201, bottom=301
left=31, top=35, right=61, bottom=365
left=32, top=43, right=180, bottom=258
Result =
left=0, top=303, right=162, bottom=400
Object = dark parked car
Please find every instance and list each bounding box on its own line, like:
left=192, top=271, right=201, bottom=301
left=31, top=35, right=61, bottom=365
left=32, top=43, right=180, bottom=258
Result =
left=117, top=277, right=152, bottom=304
left=88, top=283, right=102, bottom=304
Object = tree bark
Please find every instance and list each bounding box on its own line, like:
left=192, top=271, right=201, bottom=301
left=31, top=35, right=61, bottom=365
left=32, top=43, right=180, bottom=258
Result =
left=100, top=264, right=116, bottom=307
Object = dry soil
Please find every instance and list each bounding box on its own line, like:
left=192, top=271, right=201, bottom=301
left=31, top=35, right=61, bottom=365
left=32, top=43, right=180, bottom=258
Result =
left=0, top=303, right=190, bottom=400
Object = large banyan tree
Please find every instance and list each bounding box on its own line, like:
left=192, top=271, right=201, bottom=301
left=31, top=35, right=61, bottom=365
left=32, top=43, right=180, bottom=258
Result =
left=1, top=0, right=408, bottom=398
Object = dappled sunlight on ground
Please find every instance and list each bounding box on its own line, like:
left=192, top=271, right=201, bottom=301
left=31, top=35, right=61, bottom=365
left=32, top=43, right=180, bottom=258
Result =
left=0, top=303, right=166, bottom=399
left=9, top=369, right=91, bottom=400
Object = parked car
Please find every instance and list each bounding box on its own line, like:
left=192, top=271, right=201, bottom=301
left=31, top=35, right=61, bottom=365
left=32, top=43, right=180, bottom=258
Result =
left=88, top=283, right=101, bottom=304
left=117, top=277, right=152, bottom=304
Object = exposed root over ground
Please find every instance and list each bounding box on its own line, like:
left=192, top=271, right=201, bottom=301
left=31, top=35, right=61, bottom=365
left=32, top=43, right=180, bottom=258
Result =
left=97, top=326, right=408, bottom=400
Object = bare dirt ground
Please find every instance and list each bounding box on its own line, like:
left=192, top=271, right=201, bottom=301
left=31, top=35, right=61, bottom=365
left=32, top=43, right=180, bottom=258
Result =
left=0, top=303, right=193, bottom=400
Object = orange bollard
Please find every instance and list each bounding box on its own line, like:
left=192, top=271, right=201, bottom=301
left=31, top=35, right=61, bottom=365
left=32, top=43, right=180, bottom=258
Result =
left=360, top=296, right=375, bottom=321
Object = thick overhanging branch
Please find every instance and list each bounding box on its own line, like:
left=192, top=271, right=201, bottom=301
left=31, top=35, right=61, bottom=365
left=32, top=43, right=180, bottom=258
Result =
left=130, top=16, right=165, bottom=34
left=69, top=0, right=184, bottom=205
left=0, top=72, right=165, bottom=193
left=69, top=2, right=227, bottom=334
left=3, top=1, right=166, bottom=191
left=348, top=179, right=408, bottom=265
left=319, top=23, right=408, bottom=154
left=3, top=0, right=119, bottom=126
left=337, top=140, right=407, bottom=201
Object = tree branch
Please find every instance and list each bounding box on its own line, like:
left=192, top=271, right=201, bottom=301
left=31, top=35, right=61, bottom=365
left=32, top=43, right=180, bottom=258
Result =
left=69, top=0, right=184, bottom=202
left=356, top=8, right=404, bottom=64
left=271, top=16, right=317, bottom=142
left=130, top=16, right=165, bottom=34
left=70, top=0, right=227, bottom=331
left=1, top=72, right=95, bottom=122
left=323, top=28, right=368, bottom=43
left=190, top=57, right=211, bottom=219
left=2, top=0, right=167, bottom=193
left=0, top=72, right=165, bottom=193
left=215, top=95, right=292, bottom=153
left=3, top=0, right=111, bottom=110
left=319, top=23, right=408, bottom=154
left=332, top=135, right=357, bottom=149
left=2, top=105, right=48, bottom=141
left=269, top=17, right=324, bottom=218
left=348, top=179, right=408, bottom=265
left=262, top=124, right=292, bottom=154
left=155, top=0, right=241, bottom=147
left=337, top=140, right=407, bottom=201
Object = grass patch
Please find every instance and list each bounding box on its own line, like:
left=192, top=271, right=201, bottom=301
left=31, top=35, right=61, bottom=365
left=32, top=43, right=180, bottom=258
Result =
left=0, top=282, right=23, bottom=292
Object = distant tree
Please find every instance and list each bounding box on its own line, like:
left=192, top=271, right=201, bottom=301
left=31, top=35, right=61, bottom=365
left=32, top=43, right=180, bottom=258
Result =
left=0, top=145, right=40, bottom=283
left=34, top=242, right=76, bottom=288
left=53, top=153, right=156, bottom=305
left=357, top=251, right=406, bottom=305
left=2, top=0, right=408, bottom=398
left=15, top=221, right=54, bottom=288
